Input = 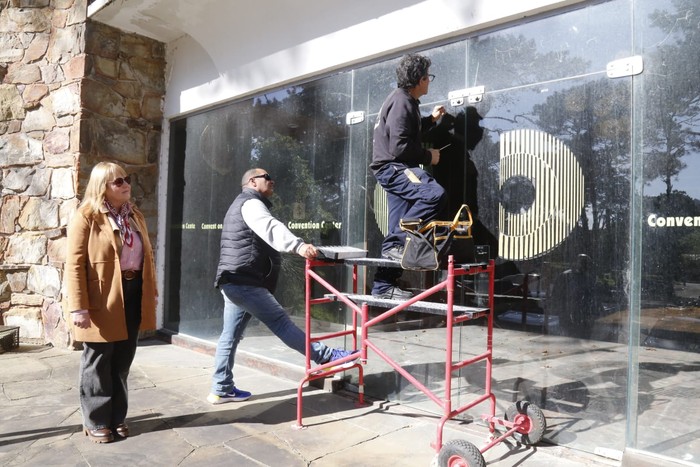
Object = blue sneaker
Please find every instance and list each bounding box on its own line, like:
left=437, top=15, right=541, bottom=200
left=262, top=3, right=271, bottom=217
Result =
left=327, top=349, right=360, bottom=369
left=207, top=387, right=252, bottom=404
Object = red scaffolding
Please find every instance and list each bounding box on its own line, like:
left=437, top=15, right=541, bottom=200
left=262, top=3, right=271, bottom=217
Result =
left=294, top=255, right=545, bottom=466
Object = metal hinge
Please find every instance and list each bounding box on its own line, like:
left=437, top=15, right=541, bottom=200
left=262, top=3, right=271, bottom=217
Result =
left=606, top=55, right=643, bottom=78
left=448, top=86, right=484, bottom=107
left=345, top=111, right=365, bottom=125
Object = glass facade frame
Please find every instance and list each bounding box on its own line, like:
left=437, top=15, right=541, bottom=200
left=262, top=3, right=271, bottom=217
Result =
left=164, top=0, right=700, bottom=463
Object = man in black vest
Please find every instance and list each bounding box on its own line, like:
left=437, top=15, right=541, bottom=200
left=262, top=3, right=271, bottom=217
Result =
left=208, top=168, right=357, bottom=404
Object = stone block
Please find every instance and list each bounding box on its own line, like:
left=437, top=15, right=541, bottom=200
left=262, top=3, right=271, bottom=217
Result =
left=93, top=55, right=118, bottom=79
left=47, top=236, right=66, bottom=264
left=18, top=197, right=59, bottom=230
left=54, top=0, right=79, bottom=9
left=113, top=81, right=140, bottom=99
left=52, top=83, right=80, bottom=116
left=11, top=293, right=44, bottom=306
left=47, top=25, right=83, bottom=63
left=81, top=79, right=124, bottom=117
left=0, top=133, right=43, bottom=167
left=24, top=33, right=49, bottom=62
left=85, top=22, right=119, bottom=59
left=5, top=8, right=50, bottom=33
left=21, top=105, right=56, bottom=132
left=5, top=62, right=41, bottom=84
left=27, top=264, right=61, bottom=298
left=55, top=114, right=74, bottom=128
left=45, top=227, right=64, bottom=240
left=44, top=153, right=75, bottom=168
left=40, top=63, right=64, bottom=84
left=4, top=306, right=44, bottom=340
left=18, top=0, right=51, bottom=8
left=43, top=127, right=70, bottom=154
left=7, top=271, right=28, bottom=293
left=142, top=93, right=163, bottom=122
left=0, top=85, right=26, bottom=121
left=63, top=54, right=87, bottom=80
left=59, top=198, right=78, bottom=226
left=42, top=299, right=73, bottom=349
left=125, top=99, right=141, bottom=119
left=128, top=56, right=165, bottom=90
left=22, top=84, right=49, bottom=106
left=24, top=168, right=51, bottom=196
left=0, top=273, right=10, bottom=302
left=0, top=195, right=22, bottom=234
left=0, top=34, right=24, bottom=62
left=3, top=167, right=34, bottom=193
left=52, top=8, right=68, bottom=29
left=65, top=1, right=86, bottom=26
left=50, top=168, right=75, bottom=199
left=4, top=234, right=47, bottom=264
left=7, top=120, right=21, bottom=133
left=117, top=61, right=135, bottom=81
left=120, top=34, right=151, bottom=57
left=85, top=117, right=145, bottom=164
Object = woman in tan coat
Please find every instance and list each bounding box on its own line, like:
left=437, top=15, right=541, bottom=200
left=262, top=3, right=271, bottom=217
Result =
left=65, top=162, right=157, bottom=443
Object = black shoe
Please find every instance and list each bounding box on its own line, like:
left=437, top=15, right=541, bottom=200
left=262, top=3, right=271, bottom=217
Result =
left=372, top=286, right=413, bottom=300
left=382, top=246, right=404, bottom=261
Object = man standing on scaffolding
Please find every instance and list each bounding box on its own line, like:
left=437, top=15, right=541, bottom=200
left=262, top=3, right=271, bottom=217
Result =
left=370, top=53, right=448, bottom=299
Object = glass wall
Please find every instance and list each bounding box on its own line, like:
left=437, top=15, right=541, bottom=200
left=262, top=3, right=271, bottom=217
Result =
left=165, top=0, right=700, bottom=462
left=165, top=74, right=359, bottom=339
left=636, top=0, right=700, bottom=461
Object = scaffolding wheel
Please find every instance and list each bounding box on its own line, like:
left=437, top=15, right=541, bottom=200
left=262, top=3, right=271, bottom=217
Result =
left=504, top=400, right=546, bottom=445
left=437, top=439, right=486, bottom=467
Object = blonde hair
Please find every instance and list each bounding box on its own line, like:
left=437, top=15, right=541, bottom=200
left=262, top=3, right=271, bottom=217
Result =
left=79, top=162, right=128, bottom=215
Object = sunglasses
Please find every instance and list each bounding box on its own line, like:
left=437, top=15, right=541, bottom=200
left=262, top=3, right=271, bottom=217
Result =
left=110, top=175, right=131, bottom=187
left=251, top=173, right=273, bottom=182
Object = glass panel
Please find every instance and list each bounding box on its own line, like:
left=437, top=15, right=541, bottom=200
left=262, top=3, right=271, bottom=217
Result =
left=335, top=1, right=635, bottom=457
left=636, top=0, right=700, bottom=460
left=336, top=3, right=634, bottom=457
left=165, top=74, right=357, bottom=355
left=450, top=1, right=633, bottom=453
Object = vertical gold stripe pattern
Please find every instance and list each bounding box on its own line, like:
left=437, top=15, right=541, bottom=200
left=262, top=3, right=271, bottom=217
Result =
left=498, top=129, right=585, bottom=260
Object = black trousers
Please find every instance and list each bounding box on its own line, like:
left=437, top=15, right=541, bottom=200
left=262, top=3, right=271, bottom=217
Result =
left=79, top=278, right=142, bottom=430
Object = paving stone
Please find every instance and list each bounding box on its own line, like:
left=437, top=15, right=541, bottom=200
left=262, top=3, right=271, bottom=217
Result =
left=0, top=340, right=620, bottom=467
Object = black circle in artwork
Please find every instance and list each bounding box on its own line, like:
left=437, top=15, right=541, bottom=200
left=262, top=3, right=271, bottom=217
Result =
left=500, top=176, right=536, bottom=214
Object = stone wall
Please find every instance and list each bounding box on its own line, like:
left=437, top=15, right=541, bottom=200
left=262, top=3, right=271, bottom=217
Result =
left=0, top=0, right=165, bottom=348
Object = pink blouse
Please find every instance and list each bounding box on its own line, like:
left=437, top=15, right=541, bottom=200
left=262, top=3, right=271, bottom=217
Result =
left=120, top=227, right=144, bottom=271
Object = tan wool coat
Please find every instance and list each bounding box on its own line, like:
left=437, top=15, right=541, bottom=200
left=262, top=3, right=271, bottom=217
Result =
left=64, top=204, right=157, bottom=343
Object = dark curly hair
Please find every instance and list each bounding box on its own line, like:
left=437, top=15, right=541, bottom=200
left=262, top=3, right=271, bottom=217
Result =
left=396, top=54, right=432, bottom=89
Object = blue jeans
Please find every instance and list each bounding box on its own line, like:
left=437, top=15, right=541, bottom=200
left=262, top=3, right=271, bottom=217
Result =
left=372, top=163, right=447, bottom=294
left=210, top=283, right=334, bottom=396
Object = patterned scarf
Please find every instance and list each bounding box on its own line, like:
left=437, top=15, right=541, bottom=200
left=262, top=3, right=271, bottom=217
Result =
left=105, top=201, right=134, bottom=247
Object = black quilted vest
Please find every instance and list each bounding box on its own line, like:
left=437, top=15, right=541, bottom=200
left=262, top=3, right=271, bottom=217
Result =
left=215, top=189, right=281, bottom=292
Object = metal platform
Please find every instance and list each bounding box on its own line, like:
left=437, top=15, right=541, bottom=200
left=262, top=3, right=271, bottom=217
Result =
left=344, top=256, right=488, bottom=270
left=325, top=293, right=489, bottom=319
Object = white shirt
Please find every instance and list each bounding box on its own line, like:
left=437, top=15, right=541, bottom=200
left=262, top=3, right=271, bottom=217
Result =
left=240, top=198, right=304, bottom=253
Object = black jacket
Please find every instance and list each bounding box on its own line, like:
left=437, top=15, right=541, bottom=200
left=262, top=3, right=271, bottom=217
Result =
left=370, top=88, right=435, bottom=174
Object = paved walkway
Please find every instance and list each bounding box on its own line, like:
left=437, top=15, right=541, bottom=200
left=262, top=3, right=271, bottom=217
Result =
left=0, top=339, right=619, bottom=466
